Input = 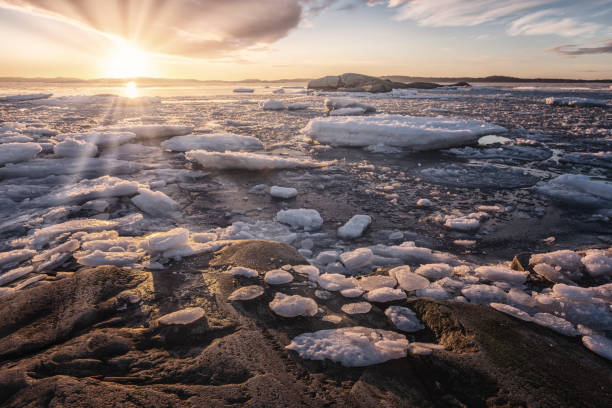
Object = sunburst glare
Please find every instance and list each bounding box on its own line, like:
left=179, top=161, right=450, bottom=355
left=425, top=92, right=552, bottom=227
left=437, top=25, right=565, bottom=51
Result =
left=124, top=81, right=139, bottom=98
left=105, top=42, right=153, bottom=78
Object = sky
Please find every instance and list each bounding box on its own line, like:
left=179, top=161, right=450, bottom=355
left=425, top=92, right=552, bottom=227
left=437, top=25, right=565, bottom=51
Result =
left=0, top=0, right=611, bottom=80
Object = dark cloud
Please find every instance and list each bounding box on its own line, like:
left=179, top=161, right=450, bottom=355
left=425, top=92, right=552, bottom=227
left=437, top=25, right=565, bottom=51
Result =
left=0, top=0, right=333, bottom=57
left=550, top=40, right=612, bottom=55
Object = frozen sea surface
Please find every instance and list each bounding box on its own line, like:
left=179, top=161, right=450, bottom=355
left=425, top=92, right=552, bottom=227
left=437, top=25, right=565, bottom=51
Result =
left=1, top=81, right=611, bottom=361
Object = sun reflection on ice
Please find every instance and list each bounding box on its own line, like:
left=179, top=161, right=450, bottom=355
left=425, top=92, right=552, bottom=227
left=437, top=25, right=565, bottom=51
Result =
left=124, top=81, right=139, bottom=98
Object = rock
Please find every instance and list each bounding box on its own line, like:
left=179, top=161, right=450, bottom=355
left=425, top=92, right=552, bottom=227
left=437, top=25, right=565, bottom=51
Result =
left=308, top=73, right=407, bottom=93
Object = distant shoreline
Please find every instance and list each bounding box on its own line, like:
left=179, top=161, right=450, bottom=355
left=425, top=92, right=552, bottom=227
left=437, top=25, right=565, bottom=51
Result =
left=0, top=75, right=610, bottom=85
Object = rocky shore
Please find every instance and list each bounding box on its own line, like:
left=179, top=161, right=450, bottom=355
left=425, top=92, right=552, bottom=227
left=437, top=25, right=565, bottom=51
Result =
left=1, top=240, right=610, bottom=407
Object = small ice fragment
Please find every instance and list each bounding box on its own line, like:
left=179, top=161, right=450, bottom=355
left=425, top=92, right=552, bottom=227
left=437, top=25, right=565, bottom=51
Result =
left=227, top=266, right=259, bottom=278
left=415, top=263, right=452, bottom=280
left=337, top=215, right=372, bottom=240
left=158, top=307, right=205, bottom=325
left=341, top=302, right=372, bottom=314
left=390, top=266, right=430, bottom=291
left=363, top=287, right=406, bottom=302
left=261, top=99, right=285, bottom=110
left=276, top=209, right=323, bottom=231
left=264, top=269, right=294, bottom=285
left=339, top=248, right=374, bottom=271
left=269, top=293, right=318, bottom=317
left=131, top=188, right=179, bottom=217
left=270, top=186, right=298, bottom=199
left=228, top=285, right=265, bottom=301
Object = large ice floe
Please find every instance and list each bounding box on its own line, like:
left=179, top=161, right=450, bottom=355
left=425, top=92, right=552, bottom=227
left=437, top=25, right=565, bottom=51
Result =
left=536, top=174, right=612, bottom=209
left=161, top=134, right=264, bottom=152
left=0, top=142, right=42, bottom=165
left=421, top=163, right=539, bottom=189
left=185, top=151, right=326, bottom=170
left=286, top=327, right=409, bottom=367
left=302, top=114, right=506, bottom=150
left=0, top=93, right=53, bottom=102
left=545, top=97, right=608, bottom=108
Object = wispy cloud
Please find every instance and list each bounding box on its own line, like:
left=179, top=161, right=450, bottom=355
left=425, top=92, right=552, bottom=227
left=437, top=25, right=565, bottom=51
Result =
left=550, top=39, right=612, bottom=55
left=507, top=10, right=600, bottom=37
left=377, top=0, right=555, bottom=27
left=0, top=0, right=335, bottom=58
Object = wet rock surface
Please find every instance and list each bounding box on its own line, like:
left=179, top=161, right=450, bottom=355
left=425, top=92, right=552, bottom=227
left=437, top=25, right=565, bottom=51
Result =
left=1, top=240, right=609, bottom=407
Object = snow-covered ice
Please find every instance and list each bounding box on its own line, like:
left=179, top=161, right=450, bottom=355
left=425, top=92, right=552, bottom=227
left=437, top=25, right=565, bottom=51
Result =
left=264, top=269, right=294, bottom=285
left=186, top=151, right=325, bottom=170
left=357, top=275, right=396, bottom=291
left=269, top=293, right=318, bottom=317
left=145, top=228, right=190, bottom=252
left=337, top=215, right=371, bottom=240
left=227, top=266, right=259, bottom=278
left=270, top=186, right=298, bottom=199
left=302, top=114, right=506, bottom=150
left=158, top=307, right=205, bottom=325
left=340, top=248, right=374, bottom=271
left=415, top=263, right=452, bottom=280
left=53, top=138, right=98, bottom=158
left=341, top=302, right=372, bottom=314
left=324, top=98, right=376, bottom=113
left=0, top=142, right=42, bottom=165
left=161, top=134, right=264, bottom=152
left=228, top=285, right=265, bottom=301
left=318, top=273, right=357, bottom=291
left=390, top=266, right=431, bottom=291
left=536, top=174, right=612, bottom=209
left=545, top=97, right=608, bottom=108
left=581, top=250, right=612, bottom=277
left=385, top=306, right=425, bottom=332
left=582, top=335, right=612, bottom=361
left=131, top=189, right=179, bottom=217
left=261, top=99, right=285, bottom=110
left=276, top=209, right=323, bottom=231
left=363, top=287, right=406, bottom=302
left=114, top=125, right=193, bottom=139
left=475, top=265, right=527, bottom=284
left=286, top=327, right=409, bottom=367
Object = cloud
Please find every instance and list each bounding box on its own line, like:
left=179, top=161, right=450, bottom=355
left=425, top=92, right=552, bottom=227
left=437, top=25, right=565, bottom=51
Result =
left=550, top=40, right=612, bottom=55
left=375, top=0, right=555, bottom=27
left=507, top=9, right=600, bottom=37
left=0, top=0, right=332, bottom=58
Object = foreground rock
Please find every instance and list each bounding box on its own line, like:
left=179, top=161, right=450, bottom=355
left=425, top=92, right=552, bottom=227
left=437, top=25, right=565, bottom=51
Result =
left=308, top=73, right=470, bottom=93
left=1, top=240, right=609, bottom=407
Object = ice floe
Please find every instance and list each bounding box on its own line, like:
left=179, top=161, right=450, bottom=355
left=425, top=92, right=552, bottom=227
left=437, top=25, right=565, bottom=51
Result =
left=114, top=125, right=193, bottom=139
left=161, top=134, right=264, bottom=152
left=228, top=285, right=265, bottom=301
left=302, top=114, right=506, bottom=150
left=276, top=209, right=323, bottom=231
left=474, top=265, right=527, bottom=284
left=286, top=327, right=409, bottom=367
left=545, top=97, right=608, bottom=108
left=385, top=306, right=425, bottom=332
left=324, top=98, right=376, bottom=113
left=186, top=151, right=326, bottom=170
left=415, top=263, right=452, bottom=280
left=131, top=189, right=179, bottom=217
left=269, top=293, right=318, bottom=317
left=363, top=287, right=406, bottom=302
left=341, top=302, right=372, bottom=314
left=337, top=215, right=372, bottom=240
left=158, top=307, right=205, bottom=325
left=318, top=273, right=357, bottom=291
left=581, top=335, right=612, bottom=361
left=0, top=142, right=42, bottom=165
left=270, top=186, right=298, bottom=199
left=390, top=266, right=431, bottom=291
left=421, top=163, right=539, bottom=189
left=261, top=99, right=285, bottom=110
left=264, top=269, right=294, bottom=285
left=53, top=138, right=98, bottom=158
left=227, top=266, right=259, bottom=278
left=536, top=174, right=612, bottom=209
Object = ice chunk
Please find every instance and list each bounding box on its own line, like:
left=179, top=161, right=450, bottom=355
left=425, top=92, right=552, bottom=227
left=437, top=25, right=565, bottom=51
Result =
left=363, top=287, right=406, bottom=302
left=416, top=198, right=432, bottom=207
left=545, top=97, right=608, bottom=107
left=390, top=266, right=430, bottom=291
left=444, top=216, right=480, bottom=231
left=330, top=107, right=367, bottom=116
left=461, top=284, right=506, bottom=304
left=475, top=265, right=527, bottom=284
left=264, top=269, right=294, bottom=285
left=131, top=188, right=179, bottom=217
left=0, top=93, right=52, bottom=102
left=145, top=228, right=190, bottom=252
left=233, top=88, right=254, bottom=93
left=421, top=163, right=539, bottom=189
left=385, top=306, right=425, bottom=332
left=322, top=314, right=342, bottom=323
left=340, top=248, right=374, bottom=271
left=357, top=275, right=396, bottom=291
left=114, top=125, right=193, bottom=139
left=0, top=142, right=41, bottom=165
left=292, top=265, right=320, bottom=281
left=536, top=174, right=612, bottom=209
left=0, top=266, right=33, bottom=286
left=158, top=307, right=205, bottom=325
left=228, top=285, right=265, bottom=301
left=531, top=313, right=579, bottom=336
left=340, top=287, right=364, bottom=298
left=581, top=249, right=612, bottom=277
left=582, top=335, right=612, bottom=361
left=161, top=134, right=263, bottom=152
left=286, top=327, right=409, bottom=367
left=552, top=283, right=594, bottom=301
left=36, top=176, right=142, bottom=205
left=315, top=250, right=339, bottom=265
left=270, top=186, right=298, bottom=199
left=490, top=303, right=533, bottom=322
left=529, top=250, right=582, bottom=273
left=318, top=273, right=357, bottom=291
left=261, top=99, right=285, bottom=110
left=341, top=302, right=372, bottom=314
left=57, top=131, right=136, bottom=148
left=0, top=249, right=36, bottom=268
left=415, top=263, right=452, bottom=280
left=269, top=293, right=317, bottom=317
left=276, top=209, right=323, bottom=231
left=415, top=285, right=449, bottom=300
left=186, top=150, right=325, bottom=170
left=303, top=114, right=506, bottom=150
left=227, top=266, right=259, bottom=278
left=324, top=98, right=376, bottom=113
left=0, top=158, right=143, bottom=179
left=337, top=215, right=371, bottom=240
left=53, top=138, right=98, bottom=158
left=408, top=342, right=445, bottom=355
left=287, top=102, right=309, bottom=110
left=162, top=240, right=231, bottom=258
left=75, top=249, right=142, bottom=267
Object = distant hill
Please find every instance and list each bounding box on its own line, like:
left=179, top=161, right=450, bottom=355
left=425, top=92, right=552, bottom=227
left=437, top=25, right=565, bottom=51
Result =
left=382, top=75, right=612, bottom=84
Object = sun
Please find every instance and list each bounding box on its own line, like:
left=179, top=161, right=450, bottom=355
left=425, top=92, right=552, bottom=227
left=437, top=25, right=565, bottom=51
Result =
left=124, top=81, right=139, bottom=98
left=105, top=42, right=153, bottom=78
